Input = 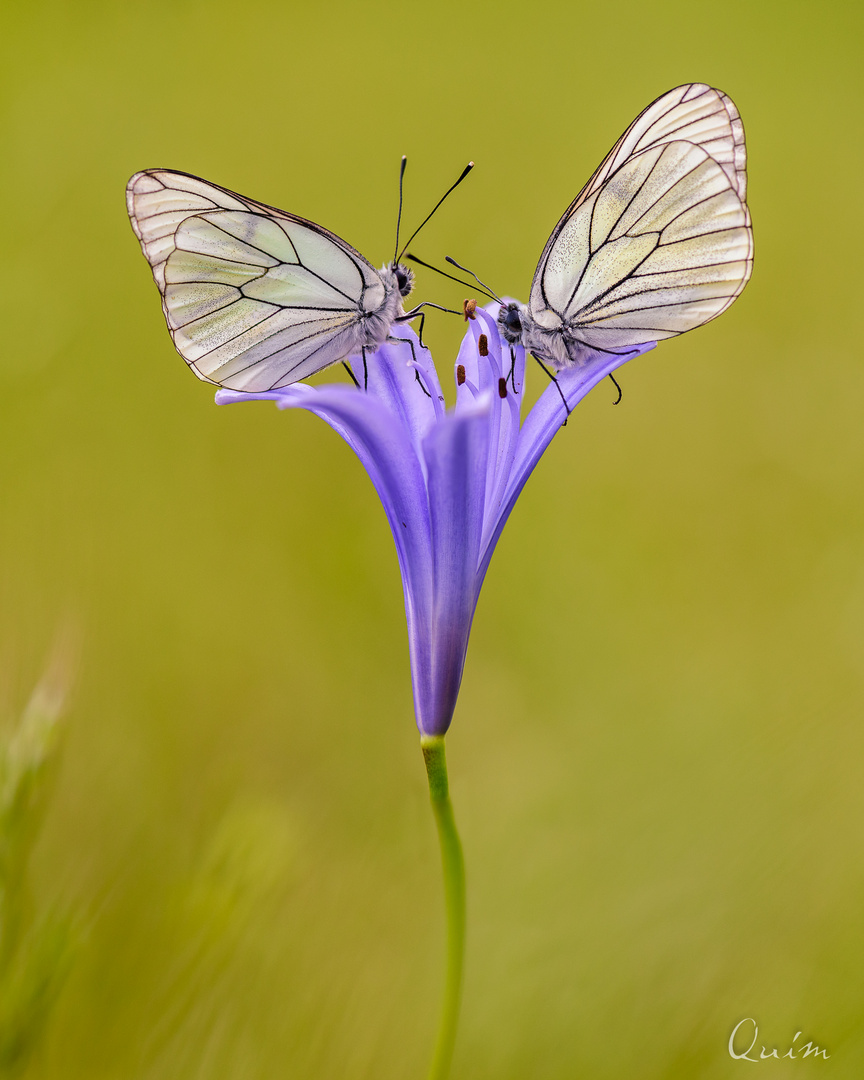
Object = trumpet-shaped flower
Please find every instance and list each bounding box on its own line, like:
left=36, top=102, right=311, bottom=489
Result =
left=216, top=306, right=653, bottom=736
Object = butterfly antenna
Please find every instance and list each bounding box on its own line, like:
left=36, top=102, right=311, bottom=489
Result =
left=393, top=155, right=407, bottom=266
left=395, top=162, right=474, bottom=264
left=405, top=253, right=499, bottom=303
left=445, top=256, right=502, bottom=304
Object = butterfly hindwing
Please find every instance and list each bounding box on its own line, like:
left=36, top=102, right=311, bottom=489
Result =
left=127, top=170, right=387, bottom=391
left=528, top=84, right=753, bottom=351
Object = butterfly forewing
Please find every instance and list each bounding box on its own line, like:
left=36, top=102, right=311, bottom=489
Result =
left=572, top=84, right=746, bottom=212
left=127, top=169, right=385, bottom=391
left=528, top=84, right=752, bottom=353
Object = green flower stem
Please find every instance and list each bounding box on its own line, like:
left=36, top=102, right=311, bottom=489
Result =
left=421, top=735, right=465, bottom=1080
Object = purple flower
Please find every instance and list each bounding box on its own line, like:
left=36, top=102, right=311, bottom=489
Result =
left=216, top=306, right=653, bottom=736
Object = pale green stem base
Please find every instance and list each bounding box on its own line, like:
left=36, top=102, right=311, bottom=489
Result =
left=421, top=735, right=466, bottom=1080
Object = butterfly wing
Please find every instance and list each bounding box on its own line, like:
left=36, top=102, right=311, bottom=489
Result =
left=528, top=84, right=753, bottom=351
left=127, top=170, right=387, bottom=391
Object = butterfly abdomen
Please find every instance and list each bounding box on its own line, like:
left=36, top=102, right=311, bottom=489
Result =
left=523, top=317, right=579, bottom=369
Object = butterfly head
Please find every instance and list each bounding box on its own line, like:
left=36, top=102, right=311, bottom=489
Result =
left=392, top=262, right=415, bottom=299
left=497, top=302, right=524, bottom=344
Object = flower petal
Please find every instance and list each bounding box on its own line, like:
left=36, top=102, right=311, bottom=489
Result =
left=217, top=319, right=657, bottom=742
left=468, top=306, right=526, bottom=550
left=418, top=395, right=492, bottom=735
left=216, top=384, right=435, bottom=672
left=478, top=341, right=656, bottom=579
left=349, top=326, right=444, bottom=467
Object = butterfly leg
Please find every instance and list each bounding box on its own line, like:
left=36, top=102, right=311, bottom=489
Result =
left=342, top=361, right=360, bottom=389
left=507, top=346, right=520, bottom=395
left=388, top=334, right=418, bottom=367
left=397, top=303, right=462, bottom=351
left=574, top=342, right=626, bottom=405
left=531, top=352, right=571, bottom=426
left=413, top=369, right=432, bottom=398
left=361, top=346, right=369, bottom=390
left=388, top=335, right=433, bottom=399
left=414, top=312, right=427, bottom=350
left=394, top=310, right=427, bottom=350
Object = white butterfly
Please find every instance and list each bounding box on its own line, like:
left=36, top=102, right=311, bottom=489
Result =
left=126, top=166, right=467, bottom=392
left=496, top=83, right=753, bottom=368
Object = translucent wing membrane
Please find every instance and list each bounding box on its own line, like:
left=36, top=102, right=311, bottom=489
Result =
left=575, top=84, right=747, bottom=207
left=528, top=84, right=753, bottom=351
left=127, top=170, right=387, bottom=391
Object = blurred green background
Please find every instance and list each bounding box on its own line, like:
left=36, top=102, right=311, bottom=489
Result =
left=1, top=0, right=862, bottom=1075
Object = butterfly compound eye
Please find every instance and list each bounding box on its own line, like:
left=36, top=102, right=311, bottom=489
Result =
left=394, top=264, right=415, bottom=297
left=497, top=302, right=523, bottom=343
